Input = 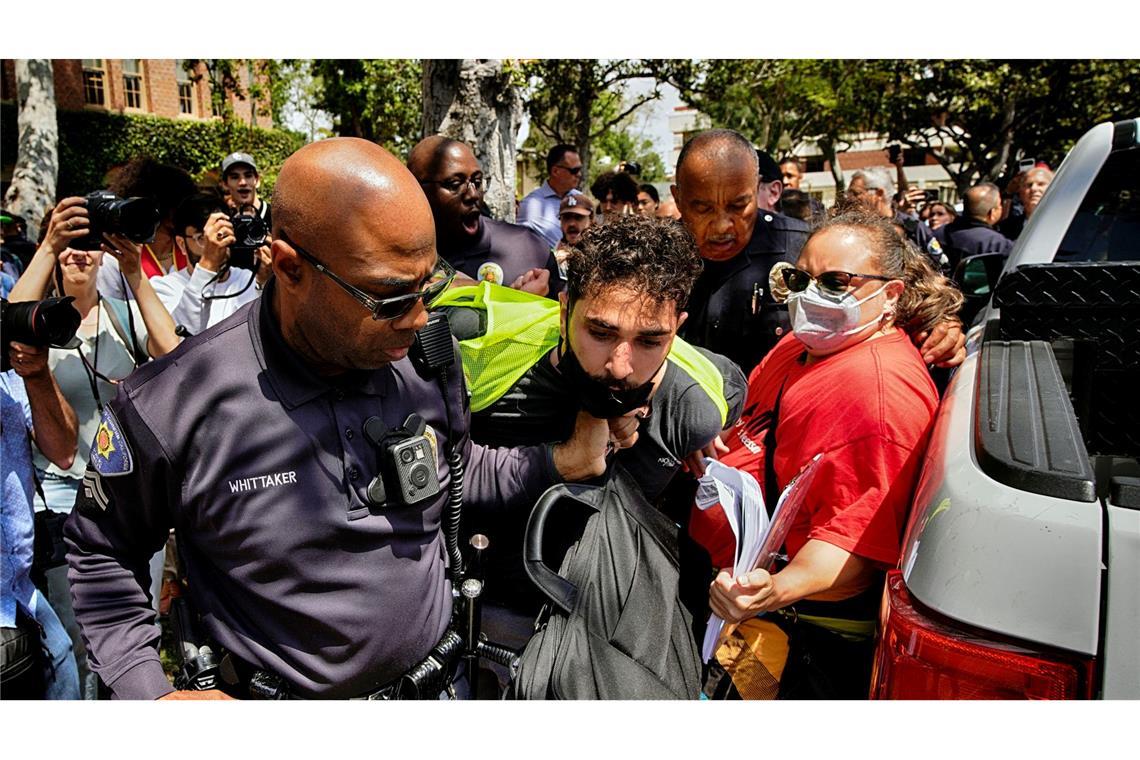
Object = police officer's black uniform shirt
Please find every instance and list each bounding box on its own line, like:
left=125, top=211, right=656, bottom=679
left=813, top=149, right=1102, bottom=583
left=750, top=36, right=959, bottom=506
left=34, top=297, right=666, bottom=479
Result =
left=895, top=211, right=946, bottom=269
left=63, top=283, right=561, bottom=699
left=933, top=217, right=1014, bottom=273
left=679, top=210, right=810, bottom=376
left=443, top=217, right=564, bottom=295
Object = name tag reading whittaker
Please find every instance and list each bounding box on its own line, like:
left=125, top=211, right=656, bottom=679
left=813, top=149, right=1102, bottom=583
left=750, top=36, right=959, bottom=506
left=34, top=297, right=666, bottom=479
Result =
left=228, top=471, right=298, bottom=494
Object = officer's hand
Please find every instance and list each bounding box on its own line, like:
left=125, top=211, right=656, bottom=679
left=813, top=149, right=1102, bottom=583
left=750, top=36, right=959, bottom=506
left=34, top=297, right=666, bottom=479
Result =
left=510, top=267, right=550, bottom=297
left=914, top=319, right=966, bottom=367
left=42, top=197, right=90, bottom=256
left=709, top=568, right=779, bottom=623
left=607, top=409, right=642, bottom=452
left=553, top=410, right=618, bottom=481
left=201, top=213, right=234, bottom=272
left=158, top=689, right=236, bottom=701
left=682, top=434, right=729, bottom=479
left=8, top=341, right=50, bottom=381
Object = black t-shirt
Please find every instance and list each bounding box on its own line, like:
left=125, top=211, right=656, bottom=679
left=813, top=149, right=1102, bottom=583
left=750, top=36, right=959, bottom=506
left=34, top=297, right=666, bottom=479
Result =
left=467, top=345, right=746, bottom=609
left=442, top=218, right=564, bottom=296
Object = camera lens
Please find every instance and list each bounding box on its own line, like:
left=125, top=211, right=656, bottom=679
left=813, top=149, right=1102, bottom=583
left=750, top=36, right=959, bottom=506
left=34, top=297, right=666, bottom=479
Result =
left=410, top=464, right=430, bottom=488
left=400, top=448, right=415, bottom=464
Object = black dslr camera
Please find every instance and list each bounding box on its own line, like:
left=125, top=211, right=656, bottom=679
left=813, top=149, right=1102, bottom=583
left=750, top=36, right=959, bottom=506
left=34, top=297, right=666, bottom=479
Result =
left=362, top=413, right=442, bottom=510
left=228, top=207, right=268, bottom=270
left=0, top=297, right=82, bottom=372
left=74, top=191, right=161, bottom=251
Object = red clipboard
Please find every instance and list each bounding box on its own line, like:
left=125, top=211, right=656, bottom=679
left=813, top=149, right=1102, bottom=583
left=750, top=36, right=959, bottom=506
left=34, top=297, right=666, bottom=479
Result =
left=751, top=453, right=823, bottom=572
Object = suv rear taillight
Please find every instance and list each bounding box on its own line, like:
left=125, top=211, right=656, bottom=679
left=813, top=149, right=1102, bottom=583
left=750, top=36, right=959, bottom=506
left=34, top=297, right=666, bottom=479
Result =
left=870, top=571, right=1094, bottom=699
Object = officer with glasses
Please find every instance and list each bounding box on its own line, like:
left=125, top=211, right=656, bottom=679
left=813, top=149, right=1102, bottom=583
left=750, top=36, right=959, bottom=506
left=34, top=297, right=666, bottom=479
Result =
left=63, top=138, right=623, bottom=700
left=518, top=144, right=584, bottom=248
left=408, top=137, right=563, bottom=296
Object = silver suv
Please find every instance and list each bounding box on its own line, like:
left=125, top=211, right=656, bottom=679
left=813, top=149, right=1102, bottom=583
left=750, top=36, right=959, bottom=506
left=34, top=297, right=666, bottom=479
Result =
left=870, top=118, right=1140, bottom=699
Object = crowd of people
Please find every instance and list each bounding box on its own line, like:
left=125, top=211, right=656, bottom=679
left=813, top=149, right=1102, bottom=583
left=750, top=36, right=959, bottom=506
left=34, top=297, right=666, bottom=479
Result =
left=0, top=126, right=1051, bottom=701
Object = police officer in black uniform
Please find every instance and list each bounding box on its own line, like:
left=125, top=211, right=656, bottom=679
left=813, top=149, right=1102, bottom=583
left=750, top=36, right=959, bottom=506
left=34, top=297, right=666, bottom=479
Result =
left=62, top=138, right=626, bottom=701
left=672, top=132, right=811, bottom=376
left=933, top=182, right=1014, bottom=274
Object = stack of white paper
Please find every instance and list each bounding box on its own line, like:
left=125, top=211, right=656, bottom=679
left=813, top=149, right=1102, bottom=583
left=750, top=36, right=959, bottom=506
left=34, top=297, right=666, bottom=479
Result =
left=694, top=454, right=824, bottom=662
left=695, top=459, right=767, bottom=662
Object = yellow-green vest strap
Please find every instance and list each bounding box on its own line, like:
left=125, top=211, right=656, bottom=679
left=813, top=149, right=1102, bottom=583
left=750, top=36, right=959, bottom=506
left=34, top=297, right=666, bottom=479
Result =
left=666, top=337, right=729, bottom=427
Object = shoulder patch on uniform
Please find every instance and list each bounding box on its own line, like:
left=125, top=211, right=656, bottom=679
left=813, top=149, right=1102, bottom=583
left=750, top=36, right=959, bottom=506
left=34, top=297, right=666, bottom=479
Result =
left=81, top=467, right=112, bottom=511
left=89, top=406, right=134, bottom=477
left=927, top=237, right=944, bottom=255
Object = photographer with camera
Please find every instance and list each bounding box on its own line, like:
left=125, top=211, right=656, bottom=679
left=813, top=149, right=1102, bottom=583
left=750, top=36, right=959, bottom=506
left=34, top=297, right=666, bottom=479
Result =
left=150, top=193, right=267, bottom=336
left=2, top=306, right=81, bottom=699
left=9, top=195, right=179, bottom=697
left=96, top=159, right=197, bottom=302
left=220, top=152, right=271, bottom=227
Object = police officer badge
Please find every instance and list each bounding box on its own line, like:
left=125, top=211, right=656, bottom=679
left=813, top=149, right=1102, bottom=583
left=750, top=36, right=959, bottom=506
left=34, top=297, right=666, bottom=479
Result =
left=477, top=261, right=504, bottom=285
left=89, top=406, right=133, bottom=477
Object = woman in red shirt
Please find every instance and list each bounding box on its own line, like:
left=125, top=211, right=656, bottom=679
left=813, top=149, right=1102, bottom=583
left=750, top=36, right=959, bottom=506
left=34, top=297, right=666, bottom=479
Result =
left=696, top=211, right=963, bottom=698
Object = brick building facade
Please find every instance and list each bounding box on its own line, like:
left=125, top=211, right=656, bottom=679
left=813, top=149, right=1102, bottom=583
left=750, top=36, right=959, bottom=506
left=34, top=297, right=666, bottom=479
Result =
left=1, top=59, right=272, bottom=127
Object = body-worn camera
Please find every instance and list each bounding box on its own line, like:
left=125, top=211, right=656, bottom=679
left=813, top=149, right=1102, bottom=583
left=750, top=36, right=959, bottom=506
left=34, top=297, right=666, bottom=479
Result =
left=228, top=208, right=267, bottom=270
left=361, top=413, right=441, bottom=511
left=1, top=297, right=81, bottom=371
left=74, top=191, right=161, bottom=251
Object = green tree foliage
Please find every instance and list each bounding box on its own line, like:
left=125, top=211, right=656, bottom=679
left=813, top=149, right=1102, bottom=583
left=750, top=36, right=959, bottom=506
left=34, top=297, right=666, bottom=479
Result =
left=882, top=60, right=1140, bottom=192
left=659, top=59, right=897, bottom=186
left=661, top=59, right=1140, bottom=193
left=310, top=59, right=422, bottom=158
left=522, top=60, right=664, bottom=176
left=587, top=127, right=666, bottom=183
left=1, top=104, right=303, bottom=199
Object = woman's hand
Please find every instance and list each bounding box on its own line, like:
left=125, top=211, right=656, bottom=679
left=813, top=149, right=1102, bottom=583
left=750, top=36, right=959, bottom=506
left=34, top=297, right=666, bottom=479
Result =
left=709, top=568, right=781, bottom=623
left=42, top=197, right=91, bottom=256
left=102, top=233, right=143, bottom=280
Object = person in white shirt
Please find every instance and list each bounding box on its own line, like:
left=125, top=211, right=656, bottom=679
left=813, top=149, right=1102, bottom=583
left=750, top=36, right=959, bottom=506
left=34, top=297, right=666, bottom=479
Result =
left=151, top=193, right=269, bottom=337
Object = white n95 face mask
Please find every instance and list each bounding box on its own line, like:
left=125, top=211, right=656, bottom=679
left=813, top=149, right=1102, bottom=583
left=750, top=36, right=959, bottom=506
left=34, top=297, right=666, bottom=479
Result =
left=788, top=281, right=890, bottom=352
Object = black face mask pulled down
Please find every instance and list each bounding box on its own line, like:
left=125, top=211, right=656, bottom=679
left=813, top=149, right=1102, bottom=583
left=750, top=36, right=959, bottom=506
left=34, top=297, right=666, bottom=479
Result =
left=558, top=343, right=656, bottom=419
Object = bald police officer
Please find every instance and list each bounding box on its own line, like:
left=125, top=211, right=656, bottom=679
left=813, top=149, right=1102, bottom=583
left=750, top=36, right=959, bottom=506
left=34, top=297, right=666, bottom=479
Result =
left=63, top=138, right=624, bottom=700
left=672, top=131, right=812, bottom=375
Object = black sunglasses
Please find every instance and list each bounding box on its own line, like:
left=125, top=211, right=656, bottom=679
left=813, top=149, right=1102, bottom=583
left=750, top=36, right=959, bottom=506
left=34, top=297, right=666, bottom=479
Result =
left=556, top=164, right=583, bottom=175
left=782, top=267, right=894, bottom=297
left=280, top=232, right=455, bottom=321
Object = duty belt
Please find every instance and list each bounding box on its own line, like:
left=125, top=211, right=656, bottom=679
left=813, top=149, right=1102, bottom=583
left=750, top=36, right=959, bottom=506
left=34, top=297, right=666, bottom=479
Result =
left=218, top=628, right=465, bottom=700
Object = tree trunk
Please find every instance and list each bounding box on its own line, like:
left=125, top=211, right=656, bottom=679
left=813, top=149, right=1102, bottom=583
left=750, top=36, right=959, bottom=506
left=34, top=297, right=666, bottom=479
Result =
left=422, top=59, right=523, bottom=222
left=4, top=59, right=58, bottom=235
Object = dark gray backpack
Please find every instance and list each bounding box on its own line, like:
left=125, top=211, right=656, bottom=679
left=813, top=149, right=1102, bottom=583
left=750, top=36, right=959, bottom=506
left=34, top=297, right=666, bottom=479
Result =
left=508, top=465, right=703, bottom=700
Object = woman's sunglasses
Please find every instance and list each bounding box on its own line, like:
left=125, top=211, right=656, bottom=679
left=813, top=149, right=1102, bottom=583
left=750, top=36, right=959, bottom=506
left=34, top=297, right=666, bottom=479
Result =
left=781, top=267, right=893, bottom=297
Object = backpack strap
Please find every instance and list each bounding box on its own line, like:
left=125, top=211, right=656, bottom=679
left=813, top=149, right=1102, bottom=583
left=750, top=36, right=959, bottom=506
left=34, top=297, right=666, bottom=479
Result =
left=102, top=296, right=148, bottom=366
